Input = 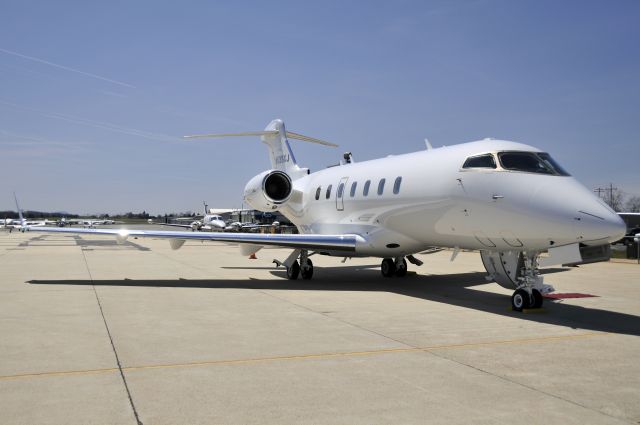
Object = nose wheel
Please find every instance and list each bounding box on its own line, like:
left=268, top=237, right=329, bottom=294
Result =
left=511, top=288, right=544, bottom=311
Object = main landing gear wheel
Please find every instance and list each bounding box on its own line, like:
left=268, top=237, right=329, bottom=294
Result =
left=381, top=258, right=395, bottom=277
left=395, top=258, right=408, bottom=277
left=301, top=259, right=314, bottom=280
left=287, top=260, right=300, bottom=280
left=511, top=289, right=531, bottom=312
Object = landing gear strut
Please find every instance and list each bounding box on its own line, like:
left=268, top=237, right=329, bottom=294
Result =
left=380, top=257, right=408, bottom=278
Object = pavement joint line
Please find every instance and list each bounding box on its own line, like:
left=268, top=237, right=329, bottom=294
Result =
left=81, top=248, right=143, bottom=425
left=0, top=331, right=608, bottom=382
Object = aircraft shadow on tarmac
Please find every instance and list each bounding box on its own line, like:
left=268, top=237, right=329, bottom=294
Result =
left=15, top=235, right=150, bottom=251
left=28, top=264, right=640, bottom=337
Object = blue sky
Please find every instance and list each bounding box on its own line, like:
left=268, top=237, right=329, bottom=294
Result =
left=1, top=0, right=638, bottom=214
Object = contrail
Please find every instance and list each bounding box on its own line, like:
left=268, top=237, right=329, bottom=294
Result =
left=0, top=99, right=179, bottom=143
left=0, top=47, right=135, bottom=89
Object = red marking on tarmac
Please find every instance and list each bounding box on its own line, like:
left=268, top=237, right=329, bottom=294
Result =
left=543, top=293, right=598, bottom=299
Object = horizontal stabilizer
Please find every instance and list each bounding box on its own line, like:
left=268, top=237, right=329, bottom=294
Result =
left=184, top=130, right=337, bottom=147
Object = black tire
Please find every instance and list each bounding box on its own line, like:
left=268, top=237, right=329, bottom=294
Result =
left=511, top=289, right=530, bottom=312
left=531, top=289, right=544, bottom=309
left=395, top=258, right=408, bottom=277
left=301, top=259, right=314, bottom=280
left=381, top=258, right=395, bottom=277
left=287, top=260, right=300, bottom=280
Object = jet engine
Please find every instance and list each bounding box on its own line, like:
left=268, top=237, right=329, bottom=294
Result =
left=244, top=170, right=293, bottom=211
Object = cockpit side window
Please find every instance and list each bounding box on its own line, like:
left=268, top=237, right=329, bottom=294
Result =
left=537, top=153, right=571, bottom=176
left=498, top=152, right=554, bottom=175
left=462, top=154, right=496, bottom=169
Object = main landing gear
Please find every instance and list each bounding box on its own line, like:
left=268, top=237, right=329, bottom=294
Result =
left=381, top=257, right=407, bottom=277
left=276, top=250, right=314, bottom=280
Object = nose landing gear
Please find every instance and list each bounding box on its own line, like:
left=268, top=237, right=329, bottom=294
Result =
left=510, top=255, right=550, bottom=311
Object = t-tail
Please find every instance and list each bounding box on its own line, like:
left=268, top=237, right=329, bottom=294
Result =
left=184, top=119, right=337, bottom=180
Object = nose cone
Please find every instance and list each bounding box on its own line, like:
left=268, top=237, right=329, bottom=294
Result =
left=530, top=177, right=626, bottom=245
left=574, top=198, right=626, bottom=245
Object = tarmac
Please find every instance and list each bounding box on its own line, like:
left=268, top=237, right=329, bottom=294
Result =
left=0, top=228, right=639, bottom=424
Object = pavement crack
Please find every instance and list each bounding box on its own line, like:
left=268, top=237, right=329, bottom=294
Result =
left=81, top=249, right=143, bottom=425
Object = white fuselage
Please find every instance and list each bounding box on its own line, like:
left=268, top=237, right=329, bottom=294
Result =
left=274, top=140, right=624, bottom=257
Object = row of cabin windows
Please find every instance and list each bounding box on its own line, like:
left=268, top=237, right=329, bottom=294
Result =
left=314, top=177, right=402, bottom=200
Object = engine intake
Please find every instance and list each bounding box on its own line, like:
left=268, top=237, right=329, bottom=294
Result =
left=244, top=170, right=293, bottom=211
left=264, top=171, right=292, bottom=202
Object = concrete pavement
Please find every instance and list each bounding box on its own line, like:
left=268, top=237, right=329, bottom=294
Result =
left=0, top=230, right=638, bottom=424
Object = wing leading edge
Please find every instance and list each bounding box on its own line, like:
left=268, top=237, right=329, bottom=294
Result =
left=24, top=226, right=362, bottom=252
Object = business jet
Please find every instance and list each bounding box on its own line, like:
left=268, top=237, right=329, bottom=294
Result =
left=24, top=119, right=626, bottom=311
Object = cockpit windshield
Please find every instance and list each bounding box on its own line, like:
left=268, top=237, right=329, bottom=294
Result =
left=497, top=151, right=570, bottom=176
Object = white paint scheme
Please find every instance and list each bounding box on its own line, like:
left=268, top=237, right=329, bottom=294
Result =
left=26, top=119, right=626, bottom=310
left=276, top=136, right=624, bottom=255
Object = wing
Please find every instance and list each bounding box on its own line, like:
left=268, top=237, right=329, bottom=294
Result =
left=24, top=226, right=362, bottom=252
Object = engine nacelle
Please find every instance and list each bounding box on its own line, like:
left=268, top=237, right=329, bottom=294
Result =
left=244, top=170, right=293, bottom=211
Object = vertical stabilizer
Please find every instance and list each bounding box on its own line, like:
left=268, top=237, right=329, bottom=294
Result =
left=261, top=119, right=307, bottom=178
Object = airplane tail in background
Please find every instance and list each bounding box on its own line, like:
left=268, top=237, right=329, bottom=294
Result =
left=13, top=192, right=25, bottom=226
left=184, top=119, right=337, bottom=179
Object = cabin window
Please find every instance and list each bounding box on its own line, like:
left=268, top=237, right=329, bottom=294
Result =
left=363, top=180, right=371, bottom=196
left=350, top=181, right=357, bottom=197
left=377, top=178, right=386, bottom=195
left=462, top=154, right=496, bottom=169
left=393, top=177, right=402, bottom=194
left=315, top=186, right=321, bottom=200
left=337, top=183, right=345, bottom=198
left=498, top=152, right=557, bottom=175
left=325, top=185, right=332, bottom=199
